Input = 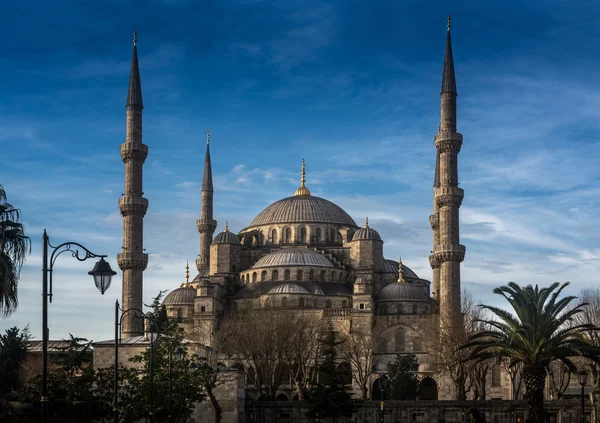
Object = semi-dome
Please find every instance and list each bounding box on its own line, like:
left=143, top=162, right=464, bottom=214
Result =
left=268, top=283, right=310, bottom=295
left=246, top=196, right=357, bottom=228
left=163, top=286, right=196, bottom=305
left=376, top=282, right=429, bottom=302
left=252, top=248, right=335, bottom=269
left=352, top=218, right=381, bottom=241
left=213, top=222, right=240, bottom=244
left=383, top=259, right=418, bottom=279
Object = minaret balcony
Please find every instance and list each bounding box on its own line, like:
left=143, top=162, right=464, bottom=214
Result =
left=429, top=213, right=439, bottom=229
left=120, top=143, right=148, bottom=163
left=435, top=132, right=462, bottom=154
left=119, top=196, right=149, bottom=216
left=433, top=244, right=466, bottom=262
left=196, top=218, right=217, bottom=233
left=117, top=252, right=149, bottom=270
left=434, top=187, right=464, bottom=207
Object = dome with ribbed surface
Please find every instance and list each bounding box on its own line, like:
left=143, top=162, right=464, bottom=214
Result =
left=252, top=248, right=334, bottom=269
left=268, top=283, right=310, bottom=295
left=383, top=259, right=418, bottom=279
left=246, top=196, right=357, bottom=228
left=376, top=282, right=428, bottom=302
left=352, top=227, right=381, bottom=241
left=213, top=230, right=240, bottom=244
left=163, top=286, right=196, bottom=305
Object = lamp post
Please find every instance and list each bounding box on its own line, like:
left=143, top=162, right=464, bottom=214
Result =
left=579, top=370, right=589, bottom=423
left=379, top=373, right=388, bottom=423
left=168, top=346, right=185, bottom=422
left=41, top=230, right=115, bottom=423
left=147, top=320, right=158, bottom=423
left=113, top=300, right=158, bottom=423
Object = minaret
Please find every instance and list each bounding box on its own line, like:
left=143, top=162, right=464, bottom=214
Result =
left=117, top=29, right=149, bottom=337
left=196, top=129, right=217, bottom=275
left=429, top=15, right=466, bottom=331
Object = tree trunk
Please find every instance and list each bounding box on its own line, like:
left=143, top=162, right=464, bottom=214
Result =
left=207, top=387, right=222, bottom=423
left=523, top=365, right=546, bottom=422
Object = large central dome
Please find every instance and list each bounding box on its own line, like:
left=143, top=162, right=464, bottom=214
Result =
left=247, top=195, right=357, bottom=228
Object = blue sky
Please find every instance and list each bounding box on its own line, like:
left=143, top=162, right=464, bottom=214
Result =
left=2, top=0, right=600, bottom=341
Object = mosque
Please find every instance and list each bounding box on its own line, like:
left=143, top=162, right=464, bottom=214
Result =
left=109, top=17, right=479, bottom=403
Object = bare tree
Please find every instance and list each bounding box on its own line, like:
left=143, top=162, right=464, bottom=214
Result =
left=574, top=288, right=600, bottom=388
left=547, top=361, right=572, bottom=399
left=340, top=327, right=374, bottom=400
left=219, top=309, right=296, bottom=400
left=501, top=359, right=523, bottom=400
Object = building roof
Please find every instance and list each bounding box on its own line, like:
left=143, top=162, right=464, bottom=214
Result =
left=352, top=227, right=381, bottom=241
left=252, top=248, right=334, bottom=269
left=246, top=195, right=357, bottom=228
left=163, top=286, right=196, bottom=305
left=192, top=270, right=210, bottom=282
left=27, top=340, right=88, bottom=353
left=267, top=283, right=310, bottom=295
left=376, top=282, right=429, bottom=302
left=231, top=281, right=351, bottom=299
left=213, top=223, right=240, bottom=244
left=383, top=259, right=419, bottom=279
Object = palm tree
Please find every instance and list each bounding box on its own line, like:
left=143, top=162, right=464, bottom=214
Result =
left=462, top=282, right=600, bottom=422
left=0, top=185, right=30, bottom=316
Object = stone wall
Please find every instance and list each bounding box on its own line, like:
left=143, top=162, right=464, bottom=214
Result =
left=245, top=399, right=591, bottom=423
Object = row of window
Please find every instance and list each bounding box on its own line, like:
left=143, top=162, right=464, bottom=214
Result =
left=248, top=227, right=344, bottom=245
left=379, top=304, right=429, bottom=315
left=241, top=269, right=347, bottom=283
left=263, top=297, right=349, bottom=309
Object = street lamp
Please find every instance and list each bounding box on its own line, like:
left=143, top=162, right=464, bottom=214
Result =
left=41, top=230, right=115, bottom=423
left=579, top=370, right=588, bottom=423
left=147, top=320, right=158, bottom=423
left=113, top=300, right=157, bottom=423
left=379, top=373, right=388, bottom=423
left=168, top=346, right=185, bottom=422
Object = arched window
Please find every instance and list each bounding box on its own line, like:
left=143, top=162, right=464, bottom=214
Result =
left=309, top=269, right=315, bottom=280
left=330, top=228, right=335, bottom=243
left=284, top=270, right=291, bottom=281
left=271, top=229, right=278, bottom=244
left=261, top=271, right=267, bottom=282
left=313, top=298, right=318, bottom=308
left=339, top=273, right=343, bottom=282
left=252, top=272, right=257, bottom=283
left=320, top=270, right=326, bottom=282
left=272, top=270, right=279, bottom=281
left=315, top=227, right=321, bottom=241
left=285, top=227, right=292, bottom=243
left=336, top=232, right=342, bottom=244
left=413, top=338, right=422, bottom=352
left=325, top=299, right=332, bottom=308
left=492, top=366, right=501, bottom=387
left=412, top=304, right=418, bottom=314
left=300, top=227, right=307, bottom=243
left=177, top=308, right=183, bottom=318
left=282, top=297, right=288, bottom=308
left=331, top=271, right=336, bottom=281
left=342, top=300, right=347, bottom=308
left=395, top=329, right=406, bottom=352
left=299, top=297, right=305, bottom=308
left=296, top=270, right=303, bottom=280
left=259, top=231, right=265, bottom=245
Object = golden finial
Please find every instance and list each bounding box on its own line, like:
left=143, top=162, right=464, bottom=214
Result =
left=224, top=221, right=229, bottom=232
left=133, top=28, right=137, bottom=46
left=185, top=261, right=190, bottom=287
left=206, top=128, right=210, bottom=145
left=447, top=14, right=451, bottom=31
left=365, top=217, right=369, bottom=228
left=397, top=257, right=405, bottom=283
left=294, top=158, right=311, bottom=196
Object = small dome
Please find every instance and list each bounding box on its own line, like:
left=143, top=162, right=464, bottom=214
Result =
left=352, top=227, right=381, bottom=241
left=213, top=222, right=240, bottom=244
left=252, top=248, right=334, bottom=269
left=354, top=276, right=370, bottom=284
left=163, top=286, right=196, bottom=305
left=192, top=270, right=210, bottom=282
left=383, top=259, right=418, bottom=279
left=268, top=283, right=310, bottom=295
left=376, top=282, right=428, bottom=302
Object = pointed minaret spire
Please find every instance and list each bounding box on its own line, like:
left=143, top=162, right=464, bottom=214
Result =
left=294, top=158, right=311, bottom=196
left=126, top=28, right=143, bottom=110
left=441, top=14, right=457, bottom=97
left=197, top=130, right=217, bottom=275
